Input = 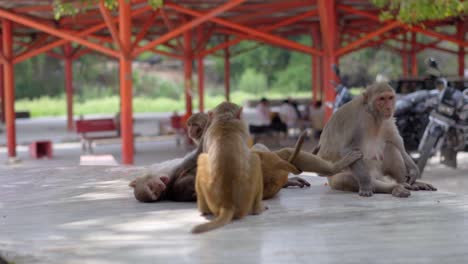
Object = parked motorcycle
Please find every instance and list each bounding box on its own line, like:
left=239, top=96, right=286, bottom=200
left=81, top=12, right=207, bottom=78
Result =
left=416, top=58, right=468, bottom=175
left=394, top=90, right=439, bottom=152
left=331, top=65, right=353, bottom=112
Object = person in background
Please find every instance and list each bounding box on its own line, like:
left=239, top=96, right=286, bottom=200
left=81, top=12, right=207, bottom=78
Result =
left=279, top=99, right=299, bottom=129
left=255, top=97, right=272, bottom=128
left=308, top=101, right=324, bottom=140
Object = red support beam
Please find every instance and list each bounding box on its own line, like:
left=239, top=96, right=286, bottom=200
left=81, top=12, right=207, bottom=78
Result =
left=0, top=8, right=120, bottom=59
left=402, top=33, right=409, bottom=77
left=401, top=51, right=409, bottom=77
left=160, top=8, right=184, bottom=51
left=411, top=32, right=418, bottom=76
left=458, top=21, right=465, bottom=77
left=64, top=43, right=74, bottom=131
left=168, top=3, right=322, bottom=57
left=198, top=9, right=318, bottom=58
left=318, top=0, right=338, bottom=121
left=336, top=21, right=400, bottom=56
left=197, top=26, right=205, bottom=113
left=198, top=56, right=205, bottom=113
left=119, top=0, right=134, bottom=165
left=134, top=0, right=247, bottom=57
left=311, top=26, right=321, bottom=103
left=132, top=9, right=159, bottom=49
left=12, top=4, right=153, bottom=63
left=151, top=48, right=184, bottom=60
left=184, top=29, right=193, bottom=117
left=224, top=36, right=230, bottom=102
left=338, top=5, right=468, bottom=47
left=99, top=1, right=124, bottom=52
left=2, top=19, right=16, bottom=159
left=0, top=37, right=3, bottom=122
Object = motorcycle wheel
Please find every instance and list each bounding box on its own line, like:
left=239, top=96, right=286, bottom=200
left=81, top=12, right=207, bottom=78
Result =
left=417, top=134, right=440, bottom=176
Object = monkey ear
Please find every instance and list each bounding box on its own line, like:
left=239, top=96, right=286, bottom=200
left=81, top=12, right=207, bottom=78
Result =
left=129, top=180, right=136, bottom=188
left=236, top=107, right=243, bottom=119
left=160, top=175, right=170, bottom=184
left=208, top=111, right=214, bottom=120
left=362, top=90, right=369, bottom=104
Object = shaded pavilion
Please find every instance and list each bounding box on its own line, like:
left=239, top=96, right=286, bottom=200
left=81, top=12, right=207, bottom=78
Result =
left=0, top=0, right=466, bottom=165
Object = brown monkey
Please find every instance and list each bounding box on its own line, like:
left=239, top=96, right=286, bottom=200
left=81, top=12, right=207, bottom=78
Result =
left=129, top=113, right=209, bottom=202
left=192, top=102, right=265, bottom=234
left=316, top=82, right=436, bottom=197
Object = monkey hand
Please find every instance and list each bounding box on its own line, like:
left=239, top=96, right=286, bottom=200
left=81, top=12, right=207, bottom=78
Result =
left=405, top=165, right=420, bottom=185
left=283, top=176, right=311, bottom=188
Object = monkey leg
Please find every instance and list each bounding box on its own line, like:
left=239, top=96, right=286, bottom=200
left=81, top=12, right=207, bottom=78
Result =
left=349, top=159, right=374, bottom=197
left=195, top=154, right=211, bottom=215
left=382, top=143, right=406, bottom=184
left=383, top=143, right=437, bottom=191
left=327, top=172, right=359, bottom=192
left=250, top=153, right=266, bottom=215
left=275, top=149, right=361, bottom=176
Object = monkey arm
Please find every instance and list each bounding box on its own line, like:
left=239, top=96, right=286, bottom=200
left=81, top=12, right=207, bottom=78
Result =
left=345, top=136, right=373, bottom=196
left=384, top=125, right=420, bottom=184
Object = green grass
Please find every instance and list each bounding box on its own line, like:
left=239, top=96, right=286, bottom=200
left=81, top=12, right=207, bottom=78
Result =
left=15, top=90, right=315, bottom=118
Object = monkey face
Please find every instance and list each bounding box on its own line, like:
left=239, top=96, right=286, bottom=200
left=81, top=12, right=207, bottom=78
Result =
left=130, top=175, right=169, bottom=202
left=188, top=123, right=204, bottom=141
left=373, top=91, right=395, bottom=119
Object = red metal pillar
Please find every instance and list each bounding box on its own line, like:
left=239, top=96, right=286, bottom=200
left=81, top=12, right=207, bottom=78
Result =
left=0, top=61, right=4, bottom=123
left=119, top=0, right=134, bottom=164
left=224, top=36, right=230, bottom=102
left=318, top=0, right=338, bottom=120
left=311, top=26, right=321, bottom=104
left=64, top=43, right=74, bottom=131
left=2, top=19, right=16, bottom=158
left=184, top=29, right=193, bottom=117
left=401, top=51, right=408, bottom=77
left=457, top=21, right=465, bottom=77
left=401, top=33, right=409, bottom=77
left=197, top=56, right=205, bottom=112
left=411, top=32, right=418, bottom=76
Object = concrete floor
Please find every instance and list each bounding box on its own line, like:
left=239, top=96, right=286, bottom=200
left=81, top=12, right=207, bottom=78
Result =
left=0, top=167, right=467, bottom=264
left=0, top=116, right=468, bottom=263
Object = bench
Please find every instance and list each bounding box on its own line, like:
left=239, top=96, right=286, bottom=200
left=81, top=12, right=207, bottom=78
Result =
left=75, top=118, right=119, bottom=153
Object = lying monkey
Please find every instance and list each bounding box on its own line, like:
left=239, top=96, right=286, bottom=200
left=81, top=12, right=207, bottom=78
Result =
left=129, top=112, right=307, bottom=203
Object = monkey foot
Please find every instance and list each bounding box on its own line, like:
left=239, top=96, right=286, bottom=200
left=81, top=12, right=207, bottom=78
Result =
left=358, top=185, right=374, bottom=197
left=411, top=181, right=437, bottom=191
left=392, top=185, right=411, bottom=198
left=283, top=177, right=311, bottom=188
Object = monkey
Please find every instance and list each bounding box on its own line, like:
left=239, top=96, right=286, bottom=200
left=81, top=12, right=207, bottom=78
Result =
left=192, top=102, right=265, bottom=234
left=129, top=113, right=209, bottom=202
left=316, top=82, right=436, bottom=197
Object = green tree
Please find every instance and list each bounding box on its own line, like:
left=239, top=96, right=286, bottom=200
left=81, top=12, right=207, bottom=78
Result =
left=372, top=0, right=468, bottom=23
left=53, top=0, right=163, bottom=19
left=238, top=68, right=267, bottom=94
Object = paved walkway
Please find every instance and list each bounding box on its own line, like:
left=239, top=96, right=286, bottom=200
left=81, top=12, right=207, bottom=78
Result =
left=0, top=115, right=468, bottom=263
left=0, top=169, right=467, bottom=264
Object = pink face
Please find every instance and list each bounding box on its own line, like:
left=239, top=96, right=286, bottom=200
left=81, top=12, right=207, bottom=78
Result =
left=374, top=91, right=395, bottom=119
left=146, top=176, right=169, bottom=197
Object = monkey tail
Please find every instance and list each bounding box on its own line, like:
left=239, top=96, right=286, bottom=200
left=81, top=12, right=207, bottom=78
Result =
left=191, top=207, right=234, bottom=234
left=312, top=144, right=320, bottom=155
left=288, top=131, right=307, bottom=163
